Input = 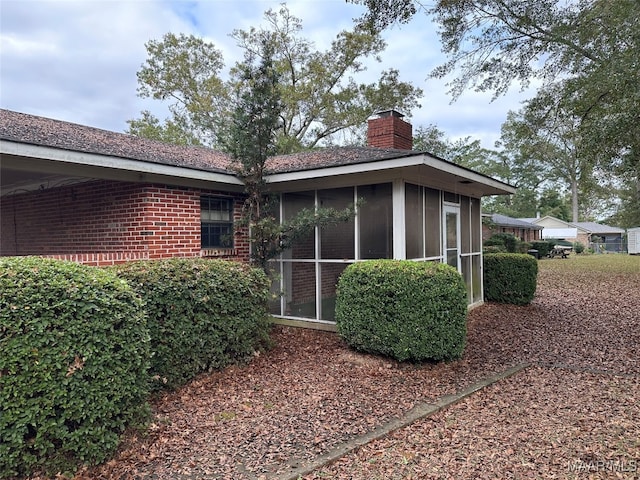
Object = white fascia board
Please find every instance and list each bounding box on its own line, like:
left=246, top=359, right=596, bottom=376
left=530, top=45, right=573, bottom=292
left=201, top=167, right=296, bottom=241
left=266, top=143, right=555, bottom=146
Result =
left=265, top=155, right=423, bottom=183
left=1, top=140, right=244, bottom=186
left=265, top=153, right=515, bottom=195
left=421, top=155, right=516, bottom=194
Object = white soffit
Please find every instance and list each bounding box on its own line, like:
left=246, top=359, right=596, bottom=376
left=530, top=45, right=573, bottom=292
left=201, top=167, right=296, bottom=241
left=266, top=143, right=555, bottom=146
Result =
left=0, top=140, right=243, bottom=186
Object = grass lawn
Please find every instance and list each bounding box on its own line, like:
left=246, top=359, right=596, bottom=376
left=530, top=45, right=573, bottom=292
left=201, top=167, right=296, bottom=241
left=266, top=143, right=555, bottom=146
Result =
left=538, top=252, right=640, bottom=274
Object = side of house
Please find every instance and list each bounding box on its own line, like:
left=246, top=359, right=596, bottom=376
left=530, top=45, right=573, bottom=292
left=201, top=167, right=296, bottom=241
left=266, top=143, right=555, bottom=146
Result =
left=482, top=213, right=542, bottom=243
left=1, top=108, right=515, bottom=326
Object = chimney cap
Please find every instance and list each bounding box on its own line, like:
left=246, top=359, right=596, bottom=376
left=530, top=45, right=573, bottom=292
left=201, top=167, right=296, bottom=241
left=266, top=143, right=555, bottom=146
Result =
left=374, top=109, right=405, bottom=119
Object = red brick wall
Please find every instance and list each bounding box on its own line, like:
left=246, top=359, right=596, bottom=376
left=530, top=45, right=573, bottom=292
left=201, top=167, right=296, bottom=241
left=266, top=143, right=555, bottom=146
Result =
left=367, top=115, right=413, bottom=150
left=0, top=180, right=249, bottom=266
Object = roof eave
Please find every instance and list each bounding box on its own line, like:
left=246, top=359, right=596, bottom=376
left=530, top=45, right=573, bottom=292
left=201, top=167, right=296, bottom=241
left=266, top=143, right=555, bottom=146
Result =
left=265, top=153, right=516, bottom=196
left=1, top=139, right=244, bottom=188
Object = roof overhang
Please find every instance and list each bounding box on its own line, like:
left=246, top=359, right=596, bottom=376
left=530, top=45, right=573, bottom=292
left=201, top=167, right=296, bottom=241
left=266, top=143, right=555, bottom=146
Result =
left=1, top=140, right=244, bottom=195
left=265, top=153, right=516, bottom=197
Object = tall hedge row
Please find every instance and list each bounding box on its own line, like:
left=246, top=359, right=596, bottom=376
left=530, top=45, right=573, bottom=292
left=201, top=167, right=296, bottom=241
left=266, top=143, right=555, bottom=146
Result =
left=483, top=253, right=538, bottom=305
left=112, top=258, right=271, bottom=390
left=336, top=260, right=468, bottom=362
left=0, top=258, right=150, bottom=479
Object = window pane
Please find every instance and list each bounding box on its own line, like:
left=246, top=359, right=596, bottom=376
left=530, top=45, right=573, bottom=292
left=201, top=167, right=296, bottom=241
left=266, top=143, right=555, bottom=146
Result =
left=471, top=197, right=481, bottom=253
left=200, top=196, right=233, bottom=248
left=284, top=262, right=316, bottom=319
left=283, top=192, right=315, bottom=260
left=405, top=183, right=424, bottom=259
left=460, top=196, right=471, bottom=254
left=424, top=187, right=441, bottom=258
left=268, top=266, right=282, bottom=315
left=446, top=211, right=457, bottom=249
left=462, top=255, right=472, bottom=303
left=359, top=183, right=393, bottom=259
left=319, top=262, right=350, bottom=321
left=319, top=188, right=355, bottom=259
left=472, top=254, right=482, bottom=303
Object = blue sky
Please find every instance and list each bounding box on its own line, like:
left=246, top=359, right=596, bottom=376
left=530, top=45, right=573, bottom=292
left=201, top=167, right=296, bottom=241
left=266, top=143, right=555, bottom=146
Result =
left=0, top=0, right=535, bottom=149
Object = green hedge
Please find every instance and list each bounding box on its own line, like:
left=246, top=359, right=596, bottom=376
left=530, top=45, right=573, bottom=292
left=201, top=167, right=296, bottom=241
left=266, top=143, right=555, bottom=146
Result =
left=531, top=240, right=552, bottom=257
left=335, top=260, right=468, bottom=362
left=0, top=257, right=150, bottom=479
left=483, top=253, right=538, bottom=305
left=112, top=258, right=271, bottom=390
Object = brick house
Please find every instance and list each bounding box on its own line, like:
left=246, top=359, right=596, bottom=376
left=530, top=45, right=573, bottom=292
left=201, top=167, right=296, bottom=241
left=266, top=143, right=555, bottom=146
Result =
left=1, top=109, right=515, bottom=326
left=519, top=215, right=625, bottom=252
left=482, top=213, right=542, bottom=243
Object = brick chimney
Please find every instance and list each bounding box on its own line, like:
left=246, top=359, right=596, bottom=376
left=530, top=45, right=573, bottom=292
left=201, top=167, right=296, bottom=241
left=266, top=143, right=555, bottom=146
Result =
left=367, top=109, right=413, bottom=150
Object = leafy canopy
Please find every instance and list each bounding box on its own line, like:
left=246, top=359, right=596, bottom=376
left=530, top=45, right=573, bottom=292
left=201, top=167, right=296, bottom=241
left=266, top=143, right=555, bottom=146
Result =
left=128, top=5, right=422, bottom=153
left=222, top=37, right=357, bottom=272
left=352, top=0, right=639, bottom=224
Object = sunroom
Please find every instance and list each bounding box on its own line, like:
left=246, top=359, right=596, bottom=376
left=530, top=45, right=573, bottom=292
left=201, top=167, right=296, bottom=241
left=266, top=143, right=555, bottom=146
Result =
left=264, top=144, right=515, bottom=328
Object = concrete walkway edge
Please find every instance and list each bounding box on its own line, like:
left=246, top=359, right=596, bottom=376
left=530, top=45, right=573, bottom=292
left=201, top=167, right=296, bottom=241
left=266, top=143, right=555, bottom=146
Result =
left=278, top=362, right=530, bottom=480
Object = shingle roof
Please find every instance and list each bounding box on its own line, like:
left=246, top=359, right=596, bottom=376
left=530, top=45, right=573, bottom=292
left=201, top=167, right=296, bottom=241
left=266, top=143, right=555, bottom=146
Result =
left=0, top=109, right=235, bottom=174
left=572, top=222, right=625, bottom=234
left=266, top=146, right=417, bottom=174
left=489, top=213, right=543, bottom=229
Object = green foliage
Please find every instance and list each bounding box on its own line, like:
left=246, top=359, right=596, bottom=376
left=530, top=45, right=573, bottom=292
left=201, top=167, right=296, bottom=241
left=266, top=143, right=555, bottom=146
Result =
left=129, top=5, right=422, bottom=151
left=112, top=258, right=270, bottom=390
left=531, top=241, right=552, bottom=258
left=354, top=0, right=640, bottom=222
left=484, top=233, right=518, bottom=253
left=483, top=245, right=507, bottom=254
left=335, top=260, right=468, bottom=362
left=573, top=242, right=585, bottom=254
left=483, top=253, right=538, bottom=306
left=0, top=257, right=150, bottom=479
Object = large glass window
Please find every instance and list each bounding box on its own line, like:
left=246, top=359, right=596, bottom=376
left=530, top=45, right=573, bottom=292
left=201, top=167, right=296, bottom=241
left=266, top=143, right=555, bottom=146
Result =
left=359, top=183, right=393, bottom=259
left=201, top=196, right=233, bottom=248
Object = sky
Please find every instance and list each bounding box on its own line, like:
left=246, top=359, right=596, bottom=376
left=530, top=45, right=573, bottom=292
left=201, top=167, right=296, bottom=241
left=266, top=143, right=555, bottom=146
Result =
left=0, top=0, right=536, bottom=150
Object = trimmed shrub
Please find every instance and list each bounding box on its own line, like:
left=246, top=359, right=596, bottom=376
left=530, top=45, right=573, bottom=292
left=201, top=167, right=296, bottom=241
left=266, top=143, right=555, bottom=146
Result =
left=531, top=240, right=552, bottom=257
left=0, top=257, right=150, bottom=479
left=573, top=242, right=585, bottom=254
left=112, top=258, right=270, bottom=390
left=335, top=260, right=468, bottom=362
left=483, top=253, right=538, bottom=305
left=483, top=245, right=507, bottom=254
left=485, top=233, right=518, bottom=253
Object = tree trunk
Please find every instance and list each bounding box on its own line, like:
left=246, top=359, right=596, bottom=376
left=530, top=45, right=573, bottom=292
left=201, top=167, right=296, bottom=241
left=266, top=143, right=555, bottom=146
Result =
left=571, top=178, right=579, bottom=223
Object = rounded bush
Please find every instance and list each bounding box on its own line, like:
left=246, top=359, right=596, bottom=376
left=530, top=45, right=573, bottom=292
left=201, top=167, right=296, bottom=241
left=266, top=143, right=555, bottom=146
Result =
left=112, top=258, right=271, bottom=390
left=335, top=260, right=468, bottom=362
left=483, top=253, right=538, bottom=305
left=0, top=257, right=150, bottom=479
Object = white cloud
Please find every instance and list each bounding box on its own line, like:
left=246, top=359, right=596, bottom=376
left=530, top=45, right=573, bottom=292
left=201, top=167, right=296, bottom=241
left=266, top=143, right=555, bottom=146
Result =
left=0, top=0, right=538, bottom=148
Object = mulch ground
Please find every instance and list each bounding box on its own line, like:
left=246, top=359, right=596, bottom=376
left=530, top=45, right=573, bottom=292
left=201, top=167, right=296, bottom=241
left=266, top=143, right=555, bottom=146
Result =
left=71, top=260, right=639, bottom=480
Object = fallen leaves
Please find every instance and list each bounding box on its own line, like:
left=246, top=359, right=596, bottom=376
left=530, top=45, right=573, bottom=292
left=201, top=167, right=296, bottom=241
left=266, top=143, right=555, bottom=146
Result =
left=59, top=259, right=640, bottom=480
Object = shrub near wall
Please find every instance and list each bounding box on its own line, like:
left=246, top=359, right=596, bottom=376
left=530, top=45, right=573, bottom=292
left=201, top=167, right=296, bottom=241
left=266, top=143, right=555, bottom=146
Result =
left=0, top=257, right=150, bottom=479
left=112, top=258, right=270, bottom=390
left=483, top=253, right=538, bottom=305
left=335, top=260, right=468, bottom=362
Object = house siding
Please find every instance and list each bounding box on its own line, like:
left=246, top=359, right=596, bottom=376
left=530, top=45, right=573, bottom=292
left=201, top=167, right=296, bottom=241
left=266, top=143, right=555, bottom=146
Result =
left=0, top=180, right=249, bottom=266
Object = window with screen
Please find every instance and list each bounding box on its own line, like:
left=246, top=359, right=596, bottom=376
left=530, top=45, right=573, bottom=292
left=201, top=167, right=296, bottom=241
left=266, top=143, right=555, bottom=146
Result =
left=201, top=196, right=233, bottom=248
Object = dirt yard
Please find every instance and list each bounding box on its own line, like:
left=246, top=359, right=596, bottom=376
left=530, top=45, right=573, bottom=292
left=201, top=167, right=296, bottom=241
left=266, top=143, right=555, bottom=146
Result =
left=73, top=255, right=640, bottom=480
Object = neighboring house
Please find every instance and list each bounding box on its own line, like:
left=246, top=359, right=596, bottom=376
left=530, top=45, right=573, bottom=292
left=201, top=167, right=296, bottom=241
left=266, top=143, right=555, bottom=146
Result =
left=482, top=213, right=542, bottom=243
left=519, top=215, right=579, bottom=241
left=572, top=222, right=626, bottom=253
left=519, top=215, right=626, bottom=252
left=1, top=109, right=515, bottom=326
